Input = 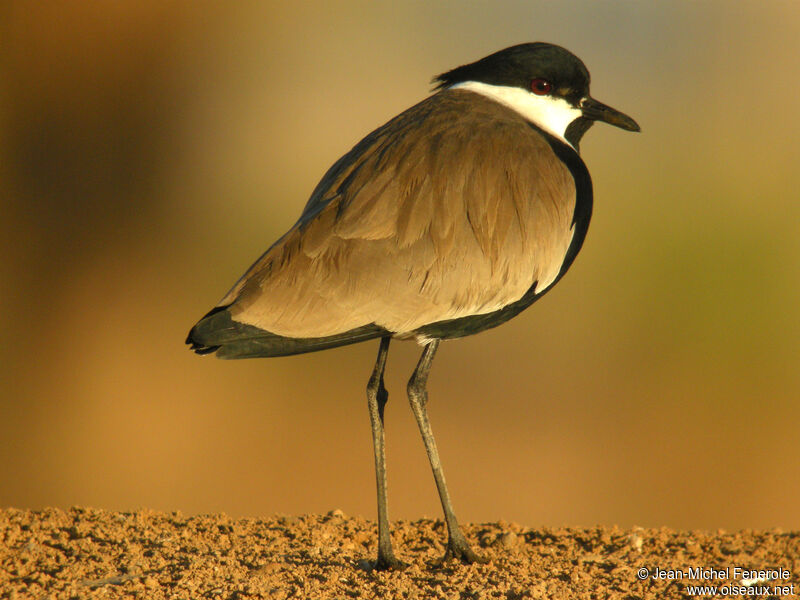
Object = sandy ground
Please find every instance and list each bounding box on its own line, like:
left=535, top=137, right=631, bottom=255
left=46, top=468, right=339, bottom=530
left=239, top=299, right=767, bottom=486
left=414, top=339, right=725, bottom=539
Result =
left=1, top=508, right=798, bottom=599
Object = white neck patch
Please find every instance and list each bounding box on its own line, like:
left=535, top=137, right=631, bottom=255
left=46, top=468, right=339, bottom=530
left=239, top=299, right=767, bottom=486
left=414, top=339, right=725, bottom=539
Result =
left=449, top=81, right=583, bottom=148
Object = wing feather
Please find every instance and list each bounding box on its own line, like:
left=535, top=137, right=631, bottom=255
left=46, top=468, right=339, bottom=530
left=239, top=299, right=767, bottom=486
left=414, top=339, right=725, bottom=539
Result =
left=220, top=90, right=577, bottom=338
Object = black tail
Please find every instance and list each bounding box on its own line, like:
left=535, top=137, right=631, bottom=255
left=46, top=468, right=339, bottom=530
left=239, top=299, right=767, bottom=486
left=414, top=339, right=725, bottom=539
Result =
left=186, top=305, right=388, bottom=359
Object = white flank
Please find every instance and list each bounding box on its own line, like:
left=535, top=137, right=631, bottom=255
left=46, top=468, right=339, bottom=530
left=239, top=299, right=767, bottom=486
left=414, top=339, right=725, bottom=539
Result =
left=450, top=81, right=583, bottom=148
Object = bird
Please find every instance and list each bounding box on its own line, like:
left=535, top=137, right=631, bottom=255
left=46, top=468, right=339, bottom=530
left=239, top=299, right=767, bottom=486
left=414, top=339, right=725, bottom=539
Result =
left=187, top=42, right=639, bottom=569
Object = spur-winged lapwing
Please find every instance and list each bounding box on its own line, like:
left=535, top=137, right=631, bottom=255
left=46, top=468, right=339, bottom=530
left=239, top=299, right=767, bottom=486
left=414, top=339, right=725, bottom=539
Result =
left=187, top=42, right=639, bottom=569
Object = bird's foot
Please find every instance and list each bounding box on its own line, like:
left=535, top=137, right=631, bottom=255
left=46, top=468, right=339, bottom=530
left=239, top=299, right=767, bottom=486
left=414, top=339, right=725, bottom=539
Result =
left=370, top=552, right=408, bottom=571
left=433, top=534, right=489, bottom=566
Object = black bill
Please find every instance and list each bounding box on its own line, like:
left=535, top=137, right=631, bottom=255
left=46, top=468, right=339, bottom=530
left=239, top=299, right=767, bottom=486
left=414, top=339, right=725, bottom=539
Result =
left=582, top=97, right=640, bottom=132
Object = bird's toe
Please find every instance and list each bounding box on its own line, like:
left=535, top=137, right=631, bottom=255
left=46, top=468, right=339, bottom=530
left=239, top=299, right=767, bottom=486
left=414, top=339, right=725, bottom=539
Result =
left=369, top=553, right=408, bottom=571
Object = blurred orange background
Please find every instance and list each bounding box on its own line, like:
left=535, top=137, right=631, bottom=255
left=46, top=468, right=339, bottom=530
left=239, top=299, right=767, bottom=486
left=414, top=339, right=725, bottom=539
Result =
left=2, top=2, right=798, bottom=531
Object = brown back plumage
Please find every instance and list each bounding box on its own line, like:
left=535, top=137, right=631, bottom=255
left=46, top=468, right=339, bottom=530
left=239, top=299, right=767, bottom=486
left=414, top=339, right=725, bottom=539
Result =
left=216, top=89, right=577, bottom=339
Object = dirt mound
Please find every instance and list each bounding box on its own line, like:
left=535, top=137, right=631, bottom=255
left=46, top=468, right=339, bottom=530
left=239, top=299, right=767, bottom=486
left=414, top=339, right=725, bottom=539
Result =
left=1, top=507, right=797, bottom=599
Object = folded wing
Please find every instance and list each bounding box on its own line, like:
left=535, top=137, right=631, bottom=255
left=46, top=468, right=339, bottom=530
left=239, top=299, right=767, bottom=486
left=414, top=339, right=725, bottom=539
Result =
left=188, top=89, right=577, bottom=357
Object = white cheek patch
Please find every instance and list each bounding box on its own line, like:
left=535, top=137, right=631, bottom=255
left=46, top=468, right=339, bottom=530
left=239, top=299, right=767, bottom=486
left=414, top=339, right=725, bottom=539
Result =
left=449, top=81, right=582, bottom=148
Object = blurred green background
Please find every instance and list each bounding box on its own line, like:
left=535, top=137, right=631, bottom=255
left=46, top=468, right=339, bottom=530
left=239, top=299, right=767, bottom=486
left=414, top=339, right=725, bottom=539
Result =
left=2, top=2, right=798, bottom=531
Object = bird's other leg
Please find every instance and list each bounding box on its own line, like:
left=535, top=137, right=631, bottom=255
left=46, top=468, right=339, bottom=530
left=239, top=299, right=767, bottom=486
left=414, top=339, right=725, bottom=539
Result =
left=366, top=336, right=405, bottom=570
left=407, top=339, right=487, bottom=565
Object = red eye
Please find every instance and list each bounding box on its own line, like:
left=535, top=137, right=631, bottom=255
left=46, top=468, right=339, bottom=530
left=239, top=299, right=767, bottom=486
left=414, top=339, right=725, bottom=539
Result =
left=530, top=78, right=552, bottom=95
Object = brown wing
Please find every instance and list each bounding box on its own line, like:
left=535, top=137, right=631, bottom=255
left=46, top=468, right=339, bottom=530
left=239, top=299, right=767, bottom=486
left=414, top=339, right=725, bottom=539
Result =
left=218, top=89, right=577, bottom=339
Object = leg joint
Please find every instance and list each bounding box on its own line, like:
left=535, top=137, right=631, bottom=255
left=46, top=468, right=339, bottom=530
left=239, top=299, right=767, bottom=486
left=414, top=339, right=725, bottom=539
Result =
left=406, top=372, right=424, bottom=400
left=367, top=372, right=382, bottom=398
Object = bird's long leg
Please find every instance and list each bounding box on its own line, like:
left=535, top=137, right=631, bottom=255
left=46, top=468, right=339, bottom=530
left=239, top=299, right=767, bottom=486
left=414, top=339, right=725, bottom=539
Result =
left=366, top=336, right=405, bottom=570
left=407, top=339, right=486, bottom=565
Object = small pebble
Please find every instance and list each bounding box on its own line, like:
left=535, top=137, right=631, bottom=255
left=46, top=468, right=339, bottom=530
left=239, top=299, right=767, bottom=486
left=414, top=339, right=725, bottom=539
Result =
left=500, top=531, right=518, bottom=549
